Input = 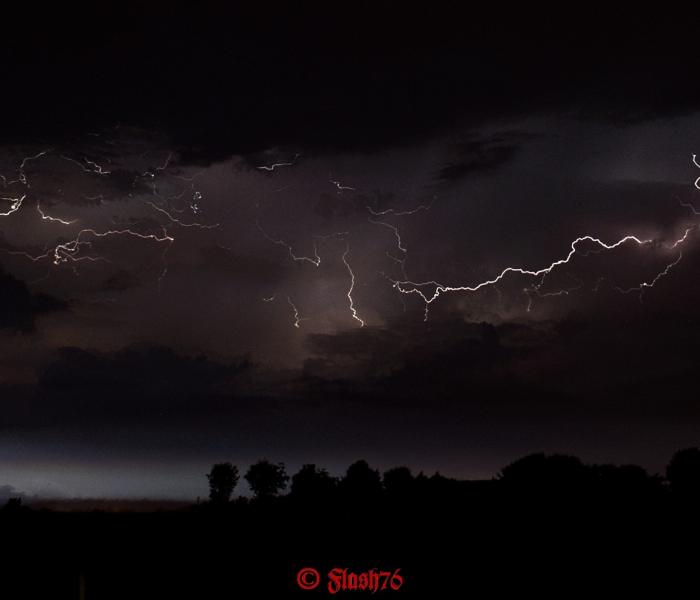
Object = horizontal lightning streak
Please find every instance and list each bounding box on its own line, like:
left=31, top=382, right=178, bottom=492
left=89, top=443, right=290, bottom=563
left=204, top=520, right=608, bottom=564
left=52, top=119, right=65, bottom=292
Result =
left=257, top=154, right=300, bottom=172
left=36, top=202, right=77, bottom=225
left=366, top=199, right=434, bottom=217
left=389, top=230, right=694, bottom=319
left=146, top=201, right=220, bottom=229
left=330, top=180, right=355, bottom=192
left=4, top=227, right=173, bottom=265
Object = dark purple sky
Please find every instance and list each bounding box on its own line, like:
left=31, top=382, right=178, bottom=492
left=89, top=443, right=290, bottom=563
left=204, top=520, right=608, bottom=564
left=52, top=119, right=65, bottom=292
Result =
left=1, top=4, right=700, bottom=498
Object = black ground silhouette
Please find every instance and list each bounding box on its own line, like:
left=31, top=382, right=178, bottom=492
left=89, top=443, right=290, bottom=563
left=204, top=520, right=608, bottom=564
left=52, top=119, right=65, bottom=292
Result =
left=3, top=449, right=700, bottom=598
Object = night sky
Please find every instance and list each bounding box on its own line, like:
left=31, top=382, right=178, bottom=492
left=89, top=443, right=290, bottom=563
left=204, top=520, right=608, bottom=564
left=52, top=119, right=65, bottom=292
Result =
left=2, top=4, right=700, bottom=498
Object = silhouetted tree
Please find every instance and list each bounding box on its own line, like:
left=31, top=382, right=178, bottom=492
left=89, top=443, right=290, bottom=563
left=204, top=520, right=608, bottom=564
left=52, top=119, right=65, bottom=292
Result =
left=590, top=464, right=662, bottom=497
left=428, top=471, right=461, bottom=495
left=499, top=453, right=589, bottom=496
left=291, top=464, right=337, bottom=501
left=383, top=466, right=414, bottom=496
left=245, top=460, right=289, bottom=499
left=667, top=447, right=700, bottom=497
left=1, top=497, right=29, bottom=513
left=207, top=462, right=239, bottom=504
left=413, top=471, right=431, bottom=496
left=339, top=460, right=382, bottom=500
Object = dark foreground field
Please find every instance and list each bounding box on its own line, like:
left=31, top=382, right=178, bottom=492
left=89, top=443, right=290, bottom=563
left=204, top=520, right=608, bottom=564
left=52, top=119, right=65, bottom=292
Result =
left=3, top=487, right=699, bottom=599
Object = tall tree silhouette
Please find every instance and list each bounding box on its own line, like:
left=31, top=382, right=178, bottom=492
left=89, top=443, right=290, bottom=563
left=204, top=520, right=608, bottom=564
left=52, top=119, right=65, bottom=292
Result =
left=1, top=497, right=29, bottom=513
left=499, top=453, right=589, bottom=497
left=590, top=464, right=662, bottom=497
left=245, top=460, right=289, bottom=499
left=207, top=462, right=239, bottom=504
left=667, top=447, right=700, bottom=497
left=339, top=460, right=382, bottom=500
left=383, top=466, right=415, bottom=497
left=291, top=464, right=337, bottom=501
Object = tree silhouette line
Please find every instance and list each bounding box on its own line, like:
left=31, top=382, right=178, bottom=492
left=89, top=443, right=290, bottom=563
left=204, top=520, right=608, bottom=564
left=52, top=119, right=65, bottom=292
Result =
left=200, top=447, right=700, bottom=507
left=3, top=447, right=700, bottom=513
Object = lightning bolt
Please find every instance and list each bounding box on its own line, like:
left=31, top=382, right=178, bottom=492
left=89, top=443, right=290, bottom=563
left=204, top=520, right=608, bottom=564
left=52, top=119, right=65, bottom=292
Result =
left=3, top=150, right=51, bottom=187
left=0, top=194, right=26, bottom=216
left=678, top=198, right=700, bottom=215
left=613, top=251, right=685, bottom=299
left=365, top=198, right=436, bottom=292
left=611, top=226, right=695, bottom=300
left=0, top=144, right=225, bottom=287
left=2, top=138, right=698, bottom=334
left=6, top=227, right=174, bottom=266
left=681, top=157, right=700, bottom=212
left=368, top=217, right=407, bottom=254
left=146, top=201, right=220, bottom=229
left=342, top=243, right=364, bottom=327
left=36, top=201, right=77, bottom=225
left=257, top=154, right=300, bottom=172
left=366, top=197, right=435, bottom=217
left=388, top=230, right=694, bottom=320
left=286, top=295, right=303, bottom=328
left=330, top=179, right=356, bottom=192
left=256, top=219, right=322, bottom=267
left=525, top=274, right=584, bottom=312
left=141, top=152, right=174, bottom=179
left=60, top=154, right=112, bottom=176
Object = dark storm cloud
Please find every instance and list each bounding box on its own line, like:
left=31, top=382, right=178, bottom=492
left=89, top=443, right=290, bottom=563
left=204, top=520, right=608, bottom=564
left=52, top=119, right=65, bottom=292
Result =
left=2, top=3, right=700, bottom=497
left=436, top=133, right=528, bottom=183
left=298, top=306, right=700, bottom=419
left=18, top=344, right=254, bottom=425
left=197, top=245, right=288, bottom=283
left=4, top=305, right=700, bottom=432
left=39, top=344, right=246, bottom=396
left=101, top=169, right=153, bottom=198
left=313, top=193, right=357, bottom=222
left=2, top=4, right=700, bottom=162
left=98, top=269, right=143, bottom=292
left=0, top=269, right=66, bottom=332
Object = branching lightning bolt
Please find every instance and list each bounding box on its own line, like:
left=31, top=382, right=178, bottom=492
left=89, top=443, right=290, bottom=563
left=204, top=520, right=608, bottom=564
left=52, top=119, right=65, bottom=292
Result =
left=256, top=218, right=321, bottom=267
left=0, top=194, right=26, bottom=216
left=388, top=228, right=695, bottom=319
left=2, top=139, right=698, bottom=332
left=60, top=154, right=112, bottom=176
